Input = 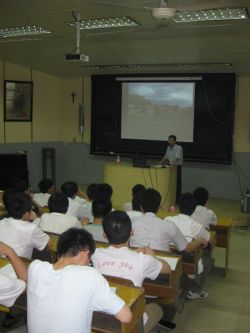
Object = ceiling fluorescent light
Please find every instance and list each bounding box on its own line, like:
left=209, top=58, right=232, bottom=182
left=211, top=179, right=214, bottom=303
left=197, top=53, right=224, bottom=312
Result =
left=0, top=26, right=51, bottom=38
left=82, top=63, right=233, bottom=70
left=174, top=7, right=248, bottom=23
left=69, top=16, right=139, bottom=30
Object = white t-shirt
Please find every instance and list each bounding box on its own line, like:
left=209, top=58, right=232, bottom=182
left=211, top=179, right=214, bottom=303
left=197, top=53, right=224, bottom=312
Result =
left=40, top=212, right=82, bottom=234
left=191, top=205, right=217, bottom=230
left=0, top=272, right=26, bottom=307
left=123, top=202, right=132, bottom=212
left=0, top=217, right=49, bottom=259
left=92, top=246, right=162, bottom=287
left=166, top=214, right=210, bottom=242
left=84, top=224, right=107, bottom=243
left=127, top=211, right=143, bottom=223
left=67, top=198, right=92, bottom=221
left=27, top=260, right=124, bottom=333
left=165, top=144, right=183, bottom=165
left=130, top=212, right=187, bottom=252
left=33, top=193, right=51, bottom=207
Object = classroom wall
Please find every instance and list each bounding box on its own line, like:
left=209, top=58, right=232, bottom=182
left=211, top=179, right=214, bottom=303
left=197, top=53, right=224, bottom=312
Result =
left=0, top=60, right=249, bottom=199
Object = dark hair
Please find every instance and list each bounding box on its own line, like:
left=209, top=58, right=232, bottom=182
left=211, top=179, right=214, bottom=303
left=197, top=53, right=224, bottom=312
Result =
left=168, top=135, right=176, bottom=141
left=2, top=188, right=22, bottom=212
left=57, top=228, right=95, bottom=258
left=103, top=211, right=131, bottom=245
left=38, top=178, right=53, bottom=193
left=87, top=183, right=99, bottom=201
left=132, top=191, right=144, bottom=211
left=61, top=181, right=78, bottom=198
left=97, top=183, right=113, bottom=200
left=179, top=193, right=196, bottom=216
left=132, top=184, right=145, bottom=197
left=193, top=187, right=209, bottom=206
left=7, top=192, right=32, bottom=219
left=9, top=178, right=29, bottom=192
left=92, top=198, right=112, bottom=219
left=141, top=188, right=161, bottom=213
left=48, top=193, right=69, bottom=214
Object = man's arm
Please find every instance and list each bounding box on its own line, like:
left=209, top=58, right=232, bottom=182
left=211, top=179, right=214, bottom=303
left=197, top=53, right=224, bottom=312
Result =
left=114, top=304, right=132, bottom=323
left=0, top=242, right=27, bottom=282
left=136, top=247, right=171, bottom=274
left=185, top=238, right=208, bottom=253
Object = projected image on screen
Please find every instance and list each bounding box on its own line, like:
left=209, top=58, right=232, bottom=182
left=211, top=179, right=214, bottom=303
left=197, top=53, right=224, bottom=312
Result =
left=121, top=82, right=195, bottom=142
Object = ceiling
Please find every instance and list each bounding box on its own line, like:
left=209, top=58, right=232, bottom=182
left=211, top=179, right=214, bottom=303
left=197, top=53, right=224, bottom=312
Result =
left=1, top=0, right=250, bottom=77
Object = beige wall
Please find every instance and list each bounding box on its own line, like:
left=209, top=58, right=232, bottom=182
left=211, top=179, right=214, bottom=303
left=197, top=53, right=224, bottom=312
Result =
left=0, top=60, right=92, bottom=144
left=0, top=60, right=249, bottom=152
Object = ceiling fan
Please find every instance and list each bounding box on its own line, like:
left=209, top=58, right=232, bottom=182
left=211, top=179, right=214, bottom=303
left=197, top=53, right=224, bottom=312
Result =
left=88, top=0, right=247, bottom=25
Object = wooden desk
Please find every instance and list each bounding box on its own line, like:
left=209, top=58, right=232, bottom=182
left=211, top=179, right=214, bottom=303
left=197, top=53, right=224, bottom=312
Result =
left=210, top=217, right=232, bottom=276
left=104, top=163, right=176, bottom=210
left=0, top=257, right=145, bottom=333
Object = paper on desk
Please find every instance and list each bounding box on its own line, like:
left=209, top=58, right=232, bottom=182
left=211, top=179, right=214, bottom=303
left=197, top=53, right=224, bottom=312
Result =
left=110, top=287, right=117, bottom=294
left=157, top=256, right=178, bottom=270
left=0, top=263, right=17, bottom=278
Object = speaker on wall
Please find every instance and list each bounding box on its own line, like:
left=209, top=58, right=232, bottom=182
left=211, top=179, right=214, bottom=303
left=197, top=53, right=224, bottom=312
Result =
left=79, top=105, right=84, bottom=135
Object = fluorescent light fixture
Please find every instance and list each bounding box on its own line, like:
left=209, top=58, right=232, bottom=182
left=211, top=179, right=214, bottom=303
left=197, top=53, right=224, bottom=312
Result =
left=174, top=7, right=248, bottom=23
left=82, top=63, right=233, bottom=70
left=0, top=26, right=51, bottom=38
left=69, top=16, right=139, bottom=30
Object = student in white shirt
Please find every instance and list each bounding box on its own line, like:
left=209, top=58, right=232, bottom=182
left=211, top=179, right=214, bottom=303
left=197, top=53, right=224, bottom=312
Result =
left=33, top=178, right=54, bottom=208
left=75, top=183, right=99, bottom=224
left=130, top=189, right=208, bottom=254
left=0, top=242, right=28, bottom=330
left=84, top=198, right=112, bottom=242
left=123, top=184, right=145, bottom=212
left=61, top=181, right=90, bottom=221
left=92, top=210, right=172, bottom=332
left=27, top=228, right=131, bottom=333
left=0, top=241, right=27, bottom=307
left=126, top=190, right=144, bottom=222
left=39, top=192, right=82, bottom=234
left=192, top=187, right=217, bottom=229
left=167, top=193, right=213, bottom=300
left=0, top=192, right=49, bottom=259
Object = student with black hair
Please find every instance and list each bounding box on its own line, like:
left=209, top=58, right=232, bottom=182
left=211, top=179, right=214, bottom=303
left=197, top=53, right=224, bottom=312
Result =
left=123, top=184, right=145, bottom=212
left=27, top=228, right=131, bottom=333
left=0, top=192, right=49, bottom=259
left=76, top=183, right=100, bottom=224
left=97, top=183, right=113, bottom=200
left=167, top=193, right=212, bottom=300
left=130, top=189, right=208, bottom=253
left=84, top=198, right=112, bottom=242
left=192, top=187, right=217, bottom=229
left=126, top=190, right=144, bottom=222
left=61, top=181, right=90, bottom=221
left=92, top=210, right=171, bottom=332
left=39, top=192, right=81, bottom=234
left=33, top=178, right=54, bottom=207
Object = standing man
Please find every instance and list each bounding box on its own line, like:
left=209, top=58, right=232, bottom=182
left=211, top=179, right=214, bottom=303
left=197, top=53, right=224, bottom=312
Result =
left=161, top=135, right=183, bottom=204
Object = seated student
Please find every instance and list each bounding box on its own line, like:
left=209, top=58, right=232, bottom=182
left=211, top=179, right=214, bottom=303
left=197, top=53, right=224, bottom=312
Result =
left=126, top=190, right=144, bottom=222
left=33, top=178, right=54, bottom=208
left=92, top=210, right=172, bottom=332
left=84, top=198, right=112, bottom=242
left=0, top=192, right=49, bottom=259
left=166, top=193, right=212, bottom=300
left=97, top=183, right=113, bottom=200
left=0, top=241, right=27, bottom=307
left=130, top=188, right=208, bottom=253
left=27, top=228, right=131, bottom=333
left=76, top=183, right=99, bottom=223
left=39, top=193, right=82, bottom=234
left=61, top=181, right=90, bottom=221
left=192, top=187, right=217, bottom=229
left=123, top=184, right=145, bottom=212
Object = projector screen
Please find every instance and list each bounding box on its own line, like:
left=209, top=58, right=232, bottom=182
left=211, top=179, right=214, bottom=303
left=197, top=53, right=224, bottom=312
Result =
left=121, top=82, right=195, bottom=142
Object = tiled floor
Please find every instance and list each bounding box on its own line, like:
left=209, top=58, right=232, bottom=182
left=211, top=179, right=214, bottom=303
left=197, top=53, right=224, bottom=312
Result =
left=154, top=227, right=250, bottom=333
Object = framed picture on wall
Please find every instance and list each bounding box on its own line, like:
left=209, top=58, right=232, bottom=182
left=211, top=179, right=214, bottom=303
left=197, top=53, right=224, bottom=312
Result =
left=4, top=80, right=33, bottom=121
